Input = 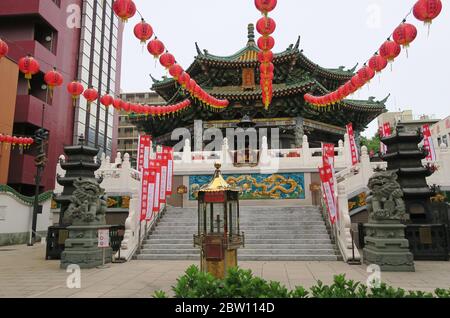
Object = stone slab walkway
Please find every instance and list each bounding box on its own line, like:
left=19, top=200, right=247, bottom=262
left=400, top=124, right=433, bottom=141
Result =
left=1, top=244, right=450, bottom=298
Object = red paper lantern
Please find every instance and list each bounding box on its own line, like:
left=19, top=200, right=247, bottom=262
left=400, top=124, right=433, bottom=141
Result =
left=260, top=62, right=274, bottom=74
left=351, top=74, right=364, bottom=89
left=256, top=17, right=276, bottom=36
left=178, top=72, right=190, bottom=87
left=357, top=65, right=375, bottom=84
left=257, top=36, right=275, bottom=51
left=18, top=55, right=40, bottom=81
left=413, top=0, right=442, bottom=24
left=159, top=52, right=176, bottom=69
left=258, top=50, right=274, bottom=63
left=369, top=54, right=388, bottom=73
left=113, top=98, right=123, bottom=110
left=113, top=0, right=136, bottom=22
left=122, top=101, right=130, bottom=112
left=44, top=68, right=63, bottom=97
left=393, top=23, right=417, bottom=49
left=169, top=64, right=183, bottom=79
left=133, top=19, right=153, bottom=44
left=100, top=94, right=114, bottom=108
left=255, top=0, right=278, bottom=15
left=5, top=135, right=13, bottom=144
left=147, top=37, right=165, bottom=59
left=0, top=38, right=8, bottom=59
left=83, top=88, right=98, bottom=103
left=67, top=81, right=84, bottom=107
left=379, top=40, right=401, bottom=63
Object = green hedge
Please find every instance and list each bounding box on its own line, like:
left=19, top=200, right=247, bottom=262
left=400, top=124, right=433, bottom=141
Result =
left=153, top=265, right=450, bottom=298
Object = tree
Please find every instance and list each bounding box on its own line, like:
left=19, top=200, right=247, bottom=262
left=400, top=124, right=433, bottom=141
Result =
left=361, top=133, right=381, bottom=154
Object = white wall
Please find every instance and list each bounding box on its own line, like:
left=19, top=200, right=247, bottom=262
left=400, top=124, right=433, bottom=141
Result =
left=0, top=192, right=52, bottom=236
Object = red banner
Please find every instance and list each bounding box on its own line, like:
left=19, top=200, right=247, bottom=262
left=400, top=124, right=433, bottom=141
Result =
left=139, top=169, right=150, bottom=221
left=322, top=143, right=335, bottom=167
left=319, top=164, right=337, bottom=225
left=137, top=135, right=152, bottom=172
left=157, top=154, right=168, bottom=204
left=346, top=123, right=359, bottom=166
left=150, top=159, right=161, bottom=213
left=423, top=124, right=436, bottom=161
left=380, top=122, right=391, bottom=155
left=163, top=146, right=174, bottom=195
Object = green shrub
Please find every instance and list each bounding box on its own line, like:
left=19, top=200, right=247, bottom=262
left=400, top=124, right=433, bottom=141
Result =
left=152, top=266, right=450, bottom=299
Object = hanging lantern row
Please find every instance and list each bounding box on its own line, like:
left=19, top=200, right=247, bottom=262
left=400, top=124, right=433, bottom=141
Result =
left=255, top=0, right=277, bottom=110
left=113, top=0, right=136, bottom=23
left=0, top=134, right=34, bottom=149
left=304, top=0, right=442, bottom=109
left=112, top=0, right=230, bottom=110
left=105, top=97, right=191, bottom=118
left=169, top=64, right=229, bottom=110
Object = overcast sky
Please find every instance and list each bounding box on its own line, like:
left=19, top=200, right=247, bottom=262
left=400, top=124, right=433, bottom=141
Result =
left=120, top=0, right=450, bottom=137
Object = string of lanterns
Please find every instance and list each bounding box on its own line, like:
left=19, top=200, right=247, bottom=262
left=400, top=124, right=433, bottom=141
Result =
left=112, top=0, right=230, bottom=112
left=255, top=0, right=277, bottom=110
left=0, top=134, right=34, bottom=149
left=101, top=97, right=192, bottom=118
left=304, top=0, right=442, bottom=109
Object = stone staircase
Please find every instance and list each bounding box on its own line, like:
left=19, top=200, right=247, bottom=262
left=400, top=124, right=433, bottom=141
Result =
left=136, top=206, right=340, bottom=261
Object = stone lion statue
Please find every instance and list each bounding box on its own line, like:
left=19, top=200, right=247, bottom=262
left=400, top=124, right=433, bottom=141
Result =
left=367, top=171, right=408, bottom=222
left=64, top=178, right=107, bottom=225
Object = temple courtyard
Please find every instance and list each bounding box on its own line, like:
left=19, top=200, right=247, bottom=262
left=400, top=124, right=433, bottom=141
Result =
left=1, top=244, right=450, bottom=298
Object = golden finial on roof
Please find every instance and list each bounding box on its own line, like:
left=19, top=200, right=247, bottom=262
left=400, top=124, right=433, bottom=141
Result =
left=199, top=162, right=238, bottom=193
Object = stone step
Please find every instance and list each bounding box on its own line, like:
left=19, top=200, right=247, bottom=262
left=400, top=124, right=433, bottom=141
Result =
left=239, top=248, right=335, bottom=255
left=140, top=249, right=199, bottom=255
left=159, top=221, right=326, bottom=226
left=144, top=238, right=334, bottom=245
left=136, top=254, right=338, bottom=261
left=142, top=243, right=334, bottom=250
left=147, top=234, right=332, bottom=240
left=153, top=229, right=328, bottom=235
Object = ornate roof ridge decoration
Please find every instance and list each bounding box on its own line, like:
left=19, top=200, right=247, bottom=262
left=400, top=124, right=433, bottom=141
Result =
left=0, top=184, right=53, bottom=206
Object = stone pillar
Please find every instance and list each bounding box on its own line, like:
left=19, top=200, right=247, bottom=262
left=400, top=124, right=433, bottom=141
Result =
left=294, top=117, right=305, bottom=148
left=194, top=120, right=203, bottom=152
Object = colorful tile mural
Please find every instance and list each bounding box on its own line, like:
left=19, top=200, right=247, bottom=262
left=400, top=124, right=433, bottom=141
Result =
left=189, top=173, right=305, bottom=201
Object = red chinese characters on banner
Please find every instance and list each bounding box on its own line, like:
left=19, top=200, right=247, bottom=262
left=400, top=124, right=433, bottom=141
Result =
left=139, top=169, right=150, bottom=221
left=346, top=123, right=359, bottom=166
left=145, top=168, right=157, bottom=221
left=319, top=164, right=337, bottom=225
left=322, top=143, right=335, bottom=167
left=380, top=122, right=391, bottom=155
left=163, top=146, right=174, bottom=195
left=423, top=124, right=436, bottom=161
left=150, top=159, right=161, bottom=213
left=157, top=153, right=168, bottom=204
left=137, top=135, right=152, bottom=172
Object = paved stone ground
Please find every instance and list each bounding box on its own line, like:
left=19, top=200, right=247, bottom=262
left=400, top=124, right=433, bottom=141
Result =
left=1, top=244, right=450, bottom=298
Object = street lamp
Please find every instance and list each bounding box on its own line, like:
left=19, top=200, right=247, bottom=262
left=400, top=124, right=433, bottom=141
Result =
left=28, top=104, right=49, bottom=246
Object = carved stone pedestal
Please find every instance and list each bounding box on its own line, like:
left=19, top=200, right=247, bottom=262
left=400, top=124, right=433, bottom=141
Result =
left=61, top=225, right=112, bottom=269
left=364, top=222, right=415, bottom=272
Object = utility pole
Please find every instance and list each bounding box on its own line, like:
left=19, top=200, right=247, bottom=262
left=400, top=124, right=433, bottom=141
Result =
left=29, top=104, right=49, bottom=246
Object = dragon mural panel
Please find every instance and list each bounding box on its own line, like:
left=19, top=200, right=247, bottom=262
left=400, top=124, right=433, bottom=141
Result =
left=189, top=173, right=305, bottom=201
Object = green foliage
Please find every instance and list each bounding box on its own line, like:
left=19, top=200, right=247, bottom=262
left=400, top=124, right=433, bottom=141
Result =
left=361, top=134, right=381, bottom=154
left=153, top=266, right=450, bottom=299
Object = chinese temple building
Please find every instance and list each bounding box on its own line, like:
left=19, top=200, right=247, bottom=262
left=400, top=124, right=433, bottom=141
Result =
left=132, top=24, right=387, bottom=148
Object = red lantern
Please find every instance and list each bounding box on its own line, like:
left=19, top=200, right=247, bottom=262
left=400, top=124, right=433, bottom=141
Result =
left=122, top=101, right=130, bottom=112
left=83, top=88, right=98, bottom=105
left=147, top=37, right=165, bottom=59
left=379, top=40, right=401, bottom=63
left=257, top=36, right=275, bottom=51
left=159, top=52, right=176, bottom=69
left=44, top=67, right=63, bottom=98
left=178, top=72, right=191, bottom=87
left=18, top=55, right=40, bottom=89
left=133, top=19, right=153, bottom=44
left=258, top=50, right=273, bottom=63
left=113, top=98, right=123, bottom=110
left=351, top=74, right=364, bottom=89
left=0, top=38, right=8, bottom=59
left=100, top=94, right=114, bottom=108
left=413, top=0, right=442, bottom=25
left=169, top=64, right=183, bottom=79
left=255, top=0, right=278, bottom=16
left=260, top=62, right=274, bottom=74
left=357, top=65, right=375, bottom=84
left=67, top=81, right=84, bottom=107
left=5, top=135, right=12, bottom=144
left=369, top=54, right=388, bottom=73
left=256, top=17, right=276, bottom=36
left=113, top=0, right=136, bottom=23
left=393, top=22, right=417, bottom=54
